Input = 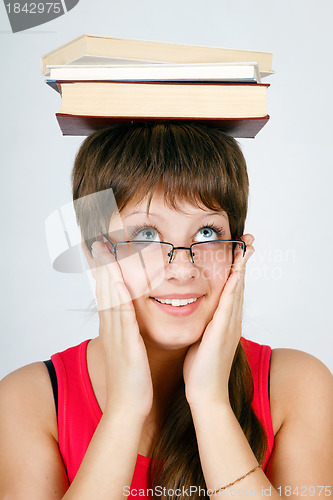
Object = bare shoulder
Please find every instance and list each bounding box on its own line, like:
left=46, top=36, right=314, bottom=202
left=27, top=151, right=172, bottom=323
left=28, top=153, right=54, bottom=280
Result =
left=270, top=346, right=332, bottom=376
left=266, top=348, right=333, bottom=486
left=0, top=362, right=68, bottom=499
left=270, top=348, right=333, bottom=430
left=0, top=361, right=58, bottom=440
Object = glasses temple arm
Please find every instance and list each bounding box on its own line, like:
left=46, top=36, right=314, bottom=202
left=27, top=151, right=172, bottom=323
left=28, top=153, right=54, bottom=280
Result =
left=98, top=232, right=116, bottom=254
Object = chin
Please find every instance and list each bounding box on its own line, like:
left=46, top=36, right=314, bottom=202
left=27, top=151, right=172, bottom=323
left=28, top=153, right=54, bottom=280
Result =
left=140, top=322, right=205, bottom=350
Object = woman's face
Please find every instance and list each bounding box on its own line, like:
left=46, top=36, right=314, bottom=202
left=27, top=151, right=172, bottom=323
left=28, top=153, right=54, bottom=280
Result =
left=107, top=188, right=233, bottom=351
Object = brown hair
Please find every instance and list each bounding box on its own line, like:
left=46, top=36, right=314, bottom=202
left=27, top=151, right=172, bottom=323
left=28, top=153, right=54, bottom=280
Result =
left=73, top=122, right=249, bottom=249
left=72, top=122, right=267, bottom=498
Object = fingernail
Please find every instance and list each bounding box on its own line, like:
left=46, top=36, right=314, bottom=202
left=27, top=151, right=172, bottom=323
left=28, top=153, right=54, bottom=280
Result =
left=91, top=243, right=98, bottom=259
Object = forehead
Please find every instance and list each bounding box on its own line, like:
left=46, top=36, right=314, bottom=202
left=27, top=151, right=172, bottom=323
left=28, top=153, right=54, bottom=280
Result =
left=108, top=193, right=229, bottom=235
left=119, top=189, right=228, bottom=220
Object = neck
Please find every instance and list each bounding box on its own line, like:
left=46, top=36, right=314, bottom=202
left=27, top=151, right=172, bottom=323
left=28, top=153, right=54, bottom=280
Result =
left=143, top=338, right=187, bottom=420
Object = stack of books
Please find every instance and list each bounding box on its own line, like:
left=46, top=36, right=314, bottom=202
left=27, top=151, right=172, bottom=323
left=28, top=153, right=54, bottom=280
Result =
left=42, top=34, right=273, bottom=138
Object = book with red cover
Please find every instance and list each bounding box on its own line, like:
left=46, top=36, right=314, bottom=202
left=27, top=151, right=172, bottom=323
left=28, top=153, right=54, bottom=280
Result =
left=55, top=114, right=270, bottom=138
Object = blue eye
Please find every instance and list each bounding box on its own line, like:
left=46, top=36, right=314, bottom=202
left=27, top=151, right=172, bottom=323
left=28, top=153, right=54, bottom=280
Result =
left=195, top=227, right=216, bottom=241
left=130, top=222, right=225, bottom=243
left=194, top=225, right=225, bottom=242
left=132, top=226, right=160, bottom=241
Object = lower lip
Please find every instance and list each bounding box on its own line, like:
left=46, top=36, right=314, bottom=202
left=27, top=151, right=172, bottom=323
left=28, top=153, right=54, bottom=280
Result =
left=149, top=296, right=204, bottom=317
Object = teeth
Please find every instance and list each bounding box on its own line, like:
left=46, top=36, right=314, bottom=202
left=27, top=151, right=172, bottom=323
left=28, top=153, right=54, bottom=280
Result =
left=153, top=297, right=198, bottom=307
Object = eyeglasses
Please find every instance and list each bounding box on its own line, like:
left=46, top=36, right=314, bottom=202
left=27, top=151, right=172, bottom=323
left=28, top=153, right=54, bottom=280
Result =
left=98, top=232, right=246, bottom=269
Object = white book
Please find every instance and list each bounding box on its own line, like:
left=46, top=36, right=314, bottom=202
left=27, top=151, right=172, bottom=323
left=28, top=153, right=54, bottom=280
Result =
left=41, top=34, right=274, bottom=77
left=48, top=62, right=262, bottom=82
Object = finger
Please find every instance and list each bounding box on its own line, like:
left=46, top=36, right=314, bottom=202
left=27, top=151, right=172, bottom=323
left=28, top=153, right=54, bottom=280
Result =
left=230, top=274, right=245, bottom=326
left=91, top=240, right=114, bottom=265
left=213, top=271, right=242, bottom=328
left=225, top=235, right=253, bottom=300
left=99, top=281, right=140, bottom=356
left=96, top=266, right=120, bottom=314
left=236, top=234, right=254, bottom=264
left=92, top=241, right=129, bottom=308
left=231, top=234, right=255, bottom=274
left=91, top=241, right=125, bottom=283
left=105, top=281, right=122, bottom=336
left=204, top=237, right=252, bottom=342
left=208, top=272, right=243, bottom=348
left=202, top=278, right=241, bottom=348
left=117, top=282, right=140, bottom=338
left=229, top=249, right=249, bottom=330
left=93, top=246, right=123, bottom=313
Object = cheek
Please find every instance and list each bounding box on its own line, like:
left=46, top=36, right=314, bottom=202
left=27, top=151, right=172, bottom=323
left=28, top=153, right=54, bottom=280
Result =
left=119, top=255, right=166, bottom=301
left=205, top=266, right=230, bottom=304
left=197, top=265, right=231, bottom=287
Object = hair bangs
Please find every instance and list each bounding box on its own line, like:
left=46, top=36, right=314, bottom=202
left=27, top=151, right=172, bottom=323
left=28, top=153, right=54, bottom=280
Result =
left=72, top=122, right=249, bottom=246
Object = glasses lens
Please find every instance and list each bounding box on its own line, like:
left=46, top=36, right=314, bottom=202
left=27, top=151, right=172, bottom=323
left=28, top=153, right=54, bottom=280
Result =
left=116, top=241, right=172, bottom=264
left=192, top=241, right=242, bottom=268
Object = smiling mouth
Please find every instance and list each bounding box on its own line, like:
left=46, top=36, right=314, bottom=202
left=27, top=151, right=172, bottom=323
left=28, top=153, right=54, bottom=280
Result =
left=151, top=297, right=198, bottom=307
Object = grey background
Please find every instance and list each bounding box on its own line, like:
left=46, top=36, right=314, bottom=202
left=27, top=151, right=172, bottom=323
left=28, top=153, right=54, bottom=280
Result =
left=1, top=0, right=332, bottom=379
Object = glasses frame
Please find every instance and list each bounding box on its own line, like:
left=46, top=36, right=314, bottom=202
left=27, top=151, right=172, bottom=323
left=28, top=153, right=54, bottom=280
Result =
left=98, top=232, right=247, bottom=265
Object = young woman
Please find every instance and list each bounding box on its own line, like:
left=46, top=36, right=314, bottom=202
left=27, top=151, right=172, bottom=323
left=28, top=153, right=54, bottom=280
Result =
left=0, top=123, right=332, bottom=499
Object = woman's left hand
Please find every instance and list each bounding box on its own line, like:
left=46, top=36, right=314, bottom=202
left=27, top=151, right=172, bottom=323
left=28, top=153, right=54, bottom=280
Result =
left=183, top=233, right=255, bottom=409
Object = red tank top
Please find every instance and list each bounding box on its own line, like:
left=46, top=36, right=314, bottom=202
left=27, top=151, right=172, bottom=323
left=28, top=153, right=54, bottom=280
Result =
left=51, top=337, right=274, bottom=492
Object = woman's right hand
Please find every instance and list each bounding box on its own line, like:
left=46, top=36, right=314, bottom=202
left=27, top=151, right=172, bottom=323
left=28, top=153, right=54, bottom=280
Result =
left=91, top=241, right=153, bottom=419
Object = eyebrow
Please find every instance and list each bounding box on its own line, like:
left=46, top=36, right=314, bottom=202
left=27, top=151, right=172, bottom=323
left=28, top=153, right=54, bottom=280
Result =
left=123, top=211, right=228, bottom=220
